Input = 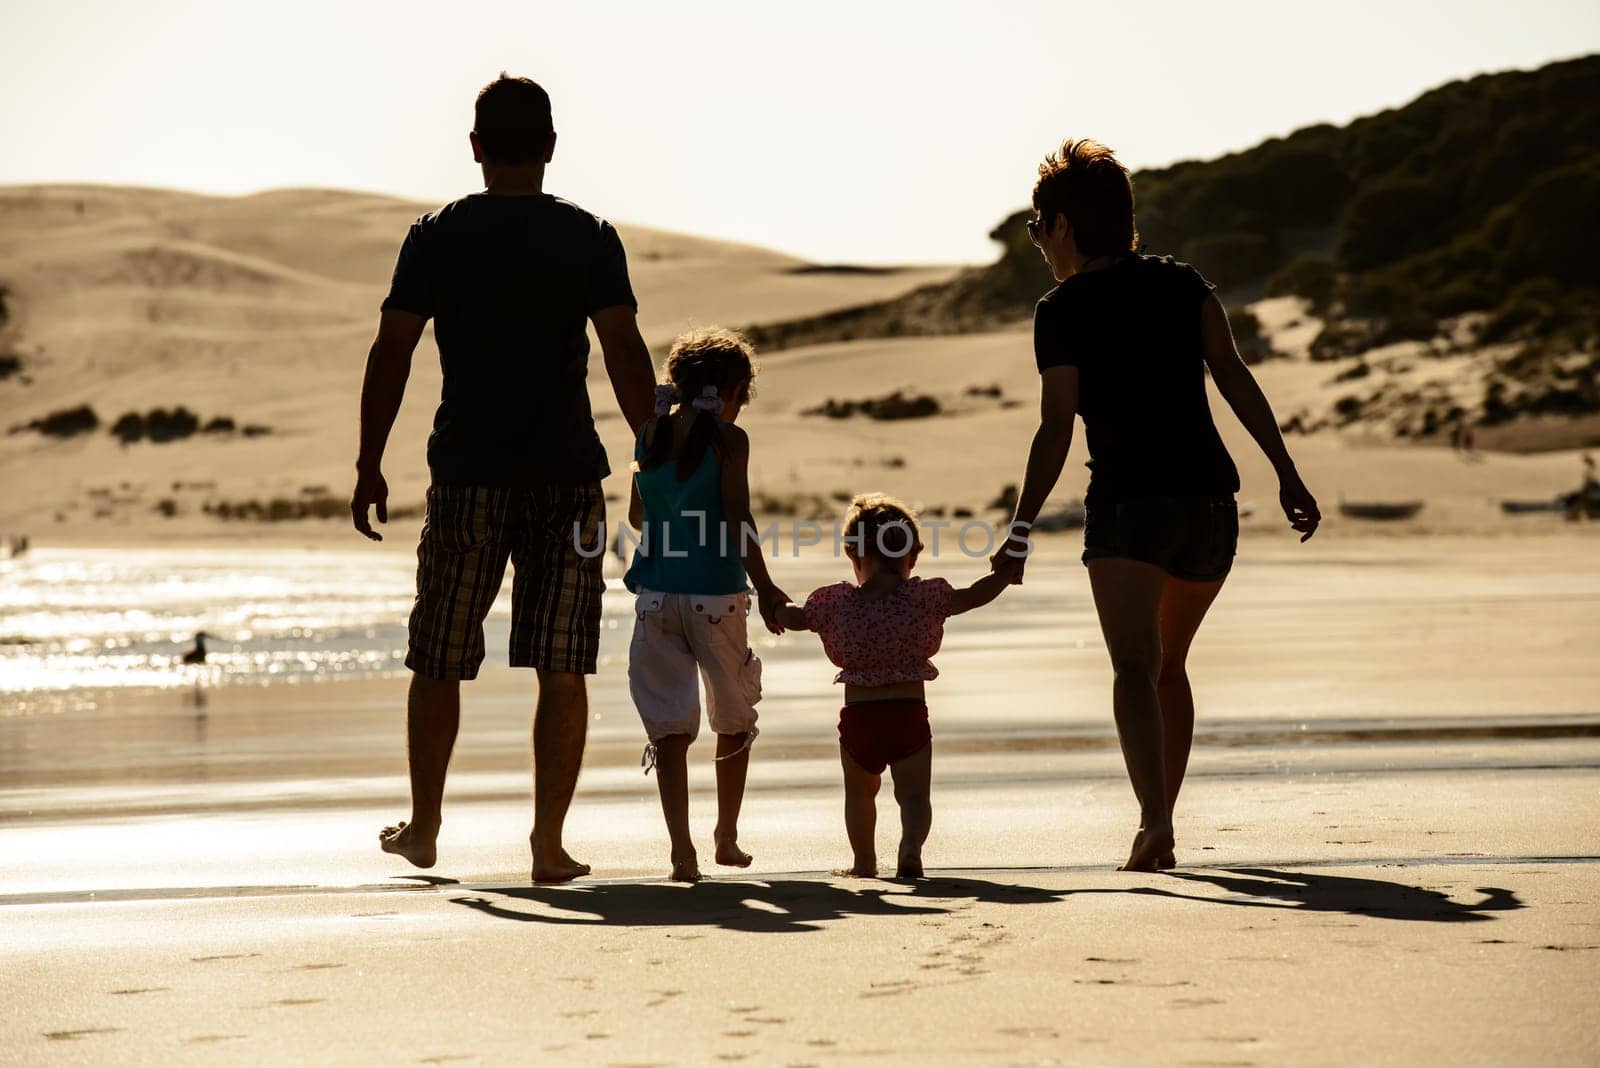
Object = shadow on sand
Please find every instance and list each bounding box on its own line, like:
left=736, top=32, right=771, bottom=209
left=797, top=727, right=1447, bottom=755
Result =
left=449, top=867, right=1522, bottom=932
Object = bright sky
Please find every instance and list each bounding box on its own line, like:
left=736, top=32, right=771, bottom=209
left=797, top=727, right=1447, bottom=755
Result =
left=2, top=0, right=1597, bottom=264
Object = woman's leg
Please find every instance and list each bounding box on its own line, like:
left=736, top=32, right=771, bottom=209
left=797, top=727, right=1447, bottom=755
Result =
left=651, top=734, right=700, bottom=882
left=888, top=742, right=933, bottom=879
left=837, top=747, right=881, bottom=877
left=1086, top=557, right=1173, bottom=872
left=713, top=732, right=754, bottom=868
left=1157, top=574, right=1228, bottom=819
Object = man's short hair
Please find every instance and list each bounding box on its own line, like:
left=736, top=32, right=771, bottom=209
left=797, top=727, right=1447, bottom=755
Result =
left=1032, top=139, right=1139, bottom=259
left=474, top=73, right=554, bottom=165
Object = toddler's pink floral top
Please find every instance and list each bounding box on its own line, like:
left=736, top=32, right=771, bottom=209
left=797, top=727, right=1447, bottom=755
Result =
left=802, top=577, right=955, bottom=686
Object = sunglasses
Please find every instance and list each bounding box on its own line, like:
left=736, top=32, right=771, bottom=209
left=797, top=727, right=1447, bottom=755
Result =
left=1026, top=214, right=1048, bottom=246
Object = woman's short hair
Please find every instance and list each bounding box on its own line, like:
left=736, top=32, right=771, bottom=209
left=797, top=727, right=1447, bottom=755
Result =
left=1032, top=139, right=1139, bottom=259
left=841, top=493, right=921, bottom=561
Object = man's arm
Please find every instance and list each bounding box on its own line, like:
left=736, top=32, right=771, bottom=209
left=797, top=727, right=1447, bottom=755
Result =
left=593, top=305, right=656, bottom=435
left=1200, top=294, right=1320, bottom=541
left=351, top=309, right=425, bottom=541
left=995, top=365, right=1079, bottom=566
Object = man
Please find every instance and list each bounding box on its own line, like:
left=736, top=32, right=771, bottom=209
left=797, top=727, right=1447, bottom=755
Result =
left=351, top=74, right=655, bottom=882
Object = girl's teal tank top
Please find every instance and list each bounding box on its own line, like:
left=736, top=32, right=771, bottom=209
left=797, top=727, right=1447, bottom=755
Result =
left=623, top=422, right=749, bottom=595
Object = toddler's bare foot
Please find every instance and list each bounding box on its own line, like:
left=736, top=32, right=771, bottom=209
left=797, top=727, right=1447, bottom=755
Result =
left=832, top=857, right=878, bottom=878
left=1157, top=850, right=1177, bottom=870
left=713, top=836, right=752, bottom=868
left=378, top=820, right=437, bottom=869
left=670, top=851, right=702, bottom=883
left=530, top=842, right=591, bottom=884
left=1119, top=822, right=1175, bottom=873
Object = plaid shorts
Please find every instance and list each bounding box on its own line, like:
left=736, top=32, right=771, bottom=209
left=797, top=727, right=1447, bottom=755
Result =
left=406, top=482, right=606, bottom=680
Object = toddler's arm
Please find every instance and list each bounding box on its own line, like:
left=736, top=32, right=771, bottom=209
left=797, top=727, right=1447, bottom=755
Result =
left=947, top=570, right=1012, bottom=616
left=773, top=601, right=810, bottom=632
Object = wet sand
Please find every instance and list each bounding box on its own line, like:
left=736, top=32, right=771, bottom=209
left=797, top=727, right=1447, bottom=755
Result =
left=3, top=534, right=1599, bottom=1063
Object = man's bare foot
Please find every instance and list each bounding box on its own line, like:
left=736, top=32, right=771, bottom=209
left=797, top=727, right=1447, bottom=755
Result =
left=895, top=851, right=925, bottom=880
left=530, top=843, right=591, bottom=884
left=670, top=851, right=703, bottom=883
left=1157, top=851, right=1177, bottom=870
left=1119, top=823, right=1175, bottom=873
left=378, top=820, right=437, bottom=869
left=832, top=858, right=878, bottom=878
left=713, top=830, right=752, bottom=868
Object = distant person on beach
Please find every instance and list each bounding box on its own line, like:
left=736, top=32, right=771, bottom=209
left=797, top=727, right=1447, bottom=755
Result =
left=994, top=139, right=1319, bottom=872
left=625, top=329, right=787, bottom=882
left=350, top=73, right=656, bottom=882
left=773, top=495, right=1015, bottom=879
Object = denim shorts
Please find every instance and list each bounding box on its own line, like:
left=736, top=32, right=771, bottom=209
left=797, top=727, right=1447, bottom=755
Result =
left=1081, top=495, right=1238, bottom=583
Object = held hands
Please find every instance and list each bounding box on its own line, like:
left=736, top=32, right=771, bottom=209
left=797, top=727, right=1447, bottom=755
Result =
left=1280, top=472, right=1321, bottom=542
left=350, top=465, right=389, bottom=542
left=756, top=584, right=789, bottom=635
left=989, top=520, right=1031, bottom=584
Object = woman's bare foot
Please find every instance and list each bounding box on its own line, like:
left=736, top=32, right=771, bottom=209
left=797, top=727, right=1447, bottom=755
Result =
left=378, top=820, right=437, bottom=869
left=713, top=829, right=752, bottom=868
left=669, top=849, right=703, bottom=883
left=530, top=844, right=591, bottom=884
left=1119, top=822, right=1175, bottom=873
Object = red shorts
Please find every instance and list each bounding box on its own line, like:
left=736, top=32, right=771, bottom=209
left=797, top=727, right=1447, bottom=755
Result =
left=838, top=700, right=931, bottom=775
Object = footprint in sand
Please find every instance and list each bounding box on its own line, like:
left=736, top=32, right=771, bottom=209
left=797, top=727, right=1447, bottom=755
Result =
left=645, top=990, right=683, bottom=1008
left=997, top=1027, right=1059, bottom=1039
left=418, top=1056, right=473, bottom=1064
left=560, top=1010, right=599, bottom=1019
left=183, top=1034, right=245, bottom=1045
left=744, top=1016, right=789, bottom=1025
left=44, top=1027, right=122, bottom=1041
left=109, top=987, right=170, bottom=995
left=192, top=952, right=262, bottom=963
left=291, top=962, right=346, bottom=971
left=1171, top=996, right=1226, bottom=1008
left=271, top=998, right=325, bottom=1007
left=722, top=1030, right=756, bottom=1039
left=1084, top=957, right=1139, bottom=964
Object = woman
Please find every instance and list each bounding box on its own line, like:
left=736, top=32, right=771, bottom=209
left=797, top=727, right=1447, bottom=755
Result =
left=995, top=139, right=1320, bottom=872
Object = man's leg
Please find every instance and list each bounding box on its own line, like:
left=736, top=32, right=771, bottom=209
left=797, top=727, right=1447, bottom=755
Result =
left=530, top=668, right=592, bottom=883
left=379, top=673, right=460, bottom=868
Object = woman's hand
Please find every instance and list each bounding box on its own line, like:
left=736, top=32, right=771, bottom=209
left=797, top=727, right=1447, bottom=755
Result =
left=1279, top=473, right=1321, bottom=542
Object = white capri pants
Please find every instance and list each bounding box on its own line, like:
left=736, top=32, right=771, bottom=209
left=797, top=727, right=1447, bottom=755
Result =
left=628, top=589, right=762, bottom=744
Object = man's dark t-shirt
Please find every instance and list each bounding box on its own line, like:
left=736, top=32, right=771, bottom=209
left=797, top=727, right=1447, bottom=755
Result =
left=381, top=193, right=636, bottom=487
left=1033, top=254, right=1240, bottom=510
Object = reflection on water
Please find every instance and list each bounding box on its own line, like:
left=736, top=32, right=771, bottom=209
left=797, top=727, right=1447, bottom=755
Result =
left=0, top=548, right=425, bottom=705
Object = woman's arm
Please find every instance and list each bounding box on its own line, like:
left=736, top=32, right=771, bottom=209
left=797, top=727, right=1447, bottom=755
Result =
left=718, top=424, right=790, bottom=631
left=948, top=571, right=1012, bottom=616
left=994, top=365, right=1079, bottom=573
left=773, top=602, right=810, bottom=631
left=1200, top=295, right=1320, bottom=541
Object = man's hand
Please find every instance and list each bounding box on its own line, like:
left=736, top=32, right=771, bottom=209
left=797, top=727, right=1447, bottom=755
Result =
left=1279, top=473, right=1321, bottom=542
left=351, top=466, right=389, bottom=542
left=756, top=584, right=789, bottom=635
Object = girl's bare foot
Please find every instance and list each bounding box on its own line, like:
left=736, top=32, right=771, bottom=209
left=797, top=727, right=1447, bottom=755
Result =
left=1157, top=851, right=1177, bottom=870
left=895, top=850, right=925, bottom=880
left=1119, top=822, right=1175, bottom=873
left=832, top=856, right=878, bottom=878
left=670, top=851, right=702, bottom=883
left=378, top=820, right=437, bottom=869
left=530, top=844, right=591, bottom=884
left=713, top=836, right=752, bottom=868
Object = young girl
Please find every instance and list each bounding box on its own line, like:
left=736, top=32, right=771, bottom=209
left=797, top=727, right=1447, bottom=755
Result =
left=625, top=328, right=787, bottom=883
left=773, top=494, right=1014, bottom=879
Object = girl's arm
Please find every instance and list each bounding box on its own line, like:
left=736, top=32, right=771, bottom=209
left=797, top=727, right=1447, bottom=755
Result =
left=948, top=571, right=1011, bottom=616
left=718, top=424, right=790, bottom=632
left=627, top=476, right=643, bottom=530
left=1199, top=294, right=1321, bottom=542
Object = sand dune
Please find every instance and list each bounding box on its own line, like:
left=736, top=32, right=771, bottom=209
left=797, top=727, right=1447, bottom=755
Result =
left=0, top=183, right=1593, bottom=543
